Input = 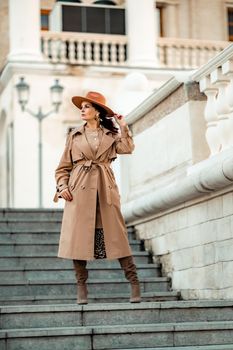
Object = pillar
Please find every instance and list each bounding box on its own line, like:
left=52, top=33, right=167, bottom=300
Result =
left=126, top=0, right=158, bottom=67
left=8, top=0, right=43, bottom=61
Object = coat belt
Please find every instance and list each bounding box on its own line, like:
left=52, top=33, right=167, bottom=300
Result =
left=76, top=159, right=111, bottom=172
left=77, top=159, right=112, bottom=205
left=54, top=160, right=113, bottom=204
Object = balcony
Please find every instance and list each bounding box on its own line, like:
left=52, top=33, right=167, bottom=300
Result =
left=41, top=31, right=230, bottom=69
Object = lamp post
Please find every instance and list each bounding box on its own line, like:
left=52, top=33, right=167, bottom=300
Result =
left=15, top=77, right=64, bottom=208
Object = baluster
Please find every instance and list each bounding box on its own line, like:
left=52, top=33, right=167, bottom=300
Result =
left=102, top=42, right=109, bottom=65
left=172, top=45, right=180, bottom=69
left=199, top=46, right=207, bottom=66
left=183, top=46, right=190, bottom=69
left=85, top=41, right=92, bottom=64
left=118, top=43, right=125, bottom=64
left=225, top=73, right=233, bottom=109
left=203, top=89, right=220, bottom=155
left=211, top=69, right=231, bottom=150
left=77, top=41, right=84, bottom=64
left=43, top=37, right=49, bottom=60
left=93, top=40, right=101, bottom=65
left=222, top=61, right=233, bottom=148
left=178, top=45, right=182, bottom=68
left=69, top=39, right=76, bottom=64
left=60, top=40, right=67, bottom=64
left=111, top=43, right=117, bottom=65
left=191, top=46, right=199, bottom=68
left=51, top=39, right=59, bottom=63
left=166, top=44, right=173, bottom=68
left=158, top=43, right=165, bottom=67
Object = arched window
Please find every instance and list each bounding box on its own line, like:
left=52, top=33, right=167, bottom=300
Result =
left=56, top=0, right=82, bottom=2
left=93, top=1, right=116, bottom=5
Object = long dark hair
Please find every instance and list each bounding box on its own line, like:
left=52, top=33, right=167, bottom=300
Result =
left=92, top=103, right=119, bottom=134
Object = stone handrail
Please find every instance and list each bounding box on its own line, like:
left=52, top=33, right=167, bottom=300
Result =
left=41, top=31, right=230, bottom=69
left=122, top=149, right=233, bottom=223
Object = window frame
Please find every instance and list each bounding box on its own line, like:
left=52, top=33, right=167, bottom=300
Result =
left=41, top=9, right=51, bottom=31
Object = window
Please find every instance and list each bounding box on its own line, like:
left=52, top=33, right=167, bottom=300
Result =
left=93, top=1, right=116, bottom=4
left=156, top=4, right=164, bottom=37
left=41, top=9, right=51, bottom=31
left=57, top=0, right=82, bottom=2
left=62, top=4, right=125, bottom=35
left=228, top=8, right=233, bottom=41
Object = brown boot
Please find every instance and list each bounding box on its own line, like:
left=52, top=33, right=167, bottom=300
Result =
left=119, top=255, right=141, bottom=303
left=73, top=259, right=88, bottom=305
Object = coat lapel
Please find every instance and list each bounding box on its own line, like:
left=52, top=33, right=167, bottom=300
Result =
left=71, top=123, right=115, bottom=160
left=71, top=124, right=95, bottom=160
left=95, top=128, right=115, bottom=159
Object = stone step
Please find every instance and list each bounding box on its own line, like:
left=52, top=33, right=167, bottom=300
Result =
left=0, top=255, right=153, bottom=268
left=0, top=277, right=171, bottom=297
left=103, top=346, right=233, bottom=350
left=0, top=209, right=63, bottom=220
left=1, top=321, right=233, bottom=349
left=0, top=220, right=63, bottom=231
left=0, top=233, right=139, bottom=244
left=0, top=291, right=180, bottom=305
left=1, top=301, right=232, bottom=329
left=0, top=240, right=143, bottom=254
left=0, top=264, right=161, bottom=280
left=0, top=228, right=136, bottom=240
left=0, top=251, right=152, bottom=267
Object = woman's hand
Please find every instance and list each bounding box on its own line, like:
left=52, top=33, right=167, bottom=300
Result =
left=60, top=188, right=73, bottom=201
left=112, top=113, right=127, bottom=127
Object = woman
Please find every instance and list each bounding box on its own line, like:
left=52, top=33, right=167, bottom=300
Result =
left=53, top=91, right=141, bottom=305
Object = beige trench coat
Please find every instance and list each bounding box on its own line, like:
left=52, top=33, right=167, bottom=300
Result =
left=53, top=122, right=135, bottom=260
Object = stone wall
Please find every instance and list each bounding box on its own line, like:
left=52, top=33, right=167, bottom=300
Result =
left=135, top=189, right=233, bottom=300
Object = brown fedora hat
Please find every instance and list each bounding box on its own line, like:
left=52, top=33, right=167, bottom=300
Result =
left=72, top=91, right=114, bottom=116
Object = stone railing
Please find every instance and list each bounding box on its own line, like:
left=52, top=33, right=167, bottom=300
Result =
left=158, top=37, right=229, bottom=69
left=41, top=31, right=127, bottom=66
left=192, top=44, right=233, bottom=157
left=41, top=31, right=230, bottom=69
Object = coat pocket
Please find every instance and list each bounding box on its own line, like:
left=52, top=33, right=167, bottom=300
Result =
left=68, top=165, right=84, bottom=192
left=109, top=184, right=121, bottom=206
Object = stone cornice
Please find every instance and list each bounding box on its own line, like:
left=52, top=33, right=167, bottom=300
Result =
left=0, top=60, right=68, bottom=93
left=122, top=149, right=233, bottom=223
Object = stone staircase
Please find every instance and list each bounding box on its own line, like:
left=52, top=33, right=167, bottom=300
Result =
left=0, top=209, right=233, bottom=349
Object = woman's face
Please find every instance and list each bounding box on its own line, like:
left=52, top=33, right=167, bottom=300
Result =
left=80, top=101, right=98, bottom=121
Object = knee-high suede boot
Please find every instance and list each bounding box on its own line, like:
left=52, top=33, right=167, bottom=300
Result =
left=73, top=259, right=88, bottom=305
left=118, top=255, right=141, bottom=303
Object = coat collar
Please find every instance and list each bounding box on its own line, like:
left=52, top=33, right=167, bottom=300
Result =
left=70, top=122, right=115, bottom=159
left=70, top=122, right=112, bottom=136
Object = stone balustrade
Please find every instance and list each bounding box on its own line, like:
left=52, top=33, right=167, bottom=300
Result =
left=41, top=31, right=229, bottom=69
left=41, top=31, right=127, bottom=66
left=192, top=44, right=233, bottom=157
left=120, top=44, right=233, bottom=300
left=158, top=37, right=229, bottom=69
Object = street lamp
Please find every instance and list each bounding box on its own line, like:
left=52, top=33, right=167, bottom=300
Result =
left=15, top=77, right=64, bottom=208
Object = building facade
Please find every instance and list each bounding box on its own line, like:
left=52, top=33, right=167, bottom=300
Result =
left=1, top=0, right=233, bottom=299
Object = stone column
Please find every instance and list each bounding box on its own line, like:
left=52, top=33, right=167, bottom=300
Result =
left=8, top=0, right=43, bottom=61
left=126, top=0, right=158, bottom=67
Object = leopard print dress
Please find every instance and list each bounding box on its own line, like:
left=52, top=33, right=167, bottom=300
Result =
left=85, top=126, right=107, bottom=259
